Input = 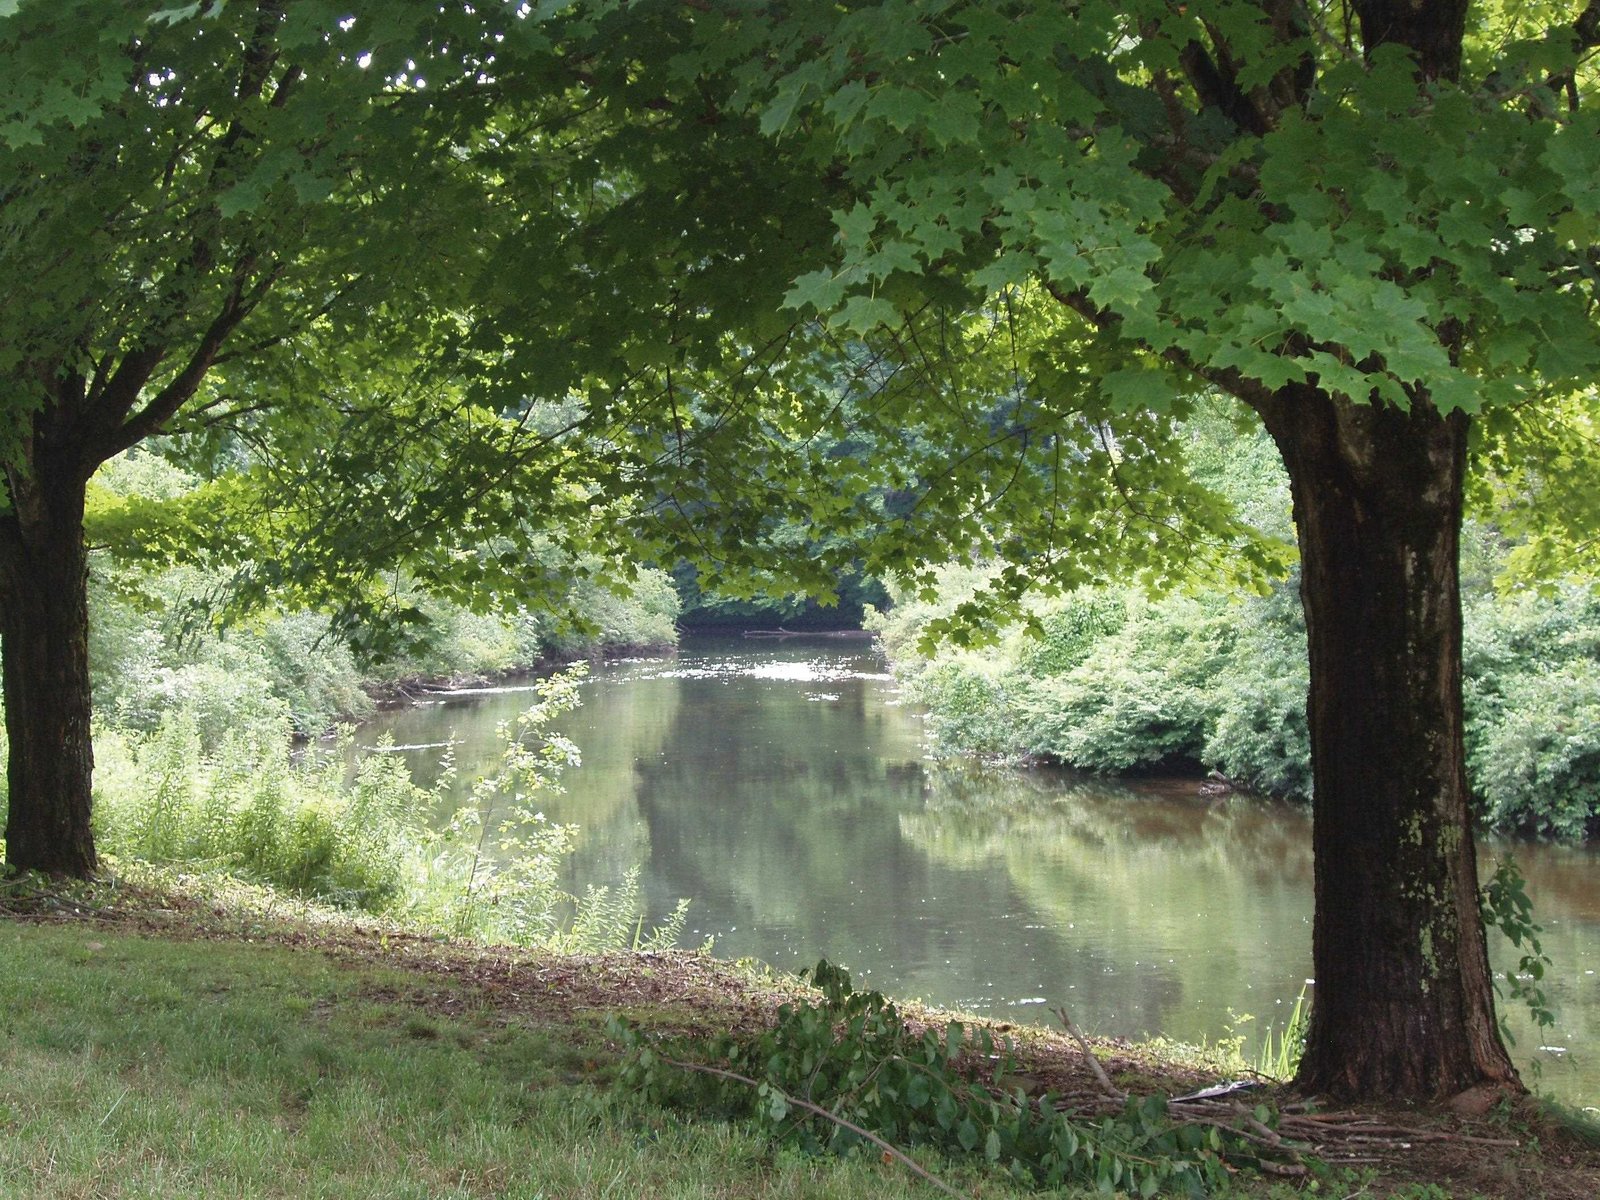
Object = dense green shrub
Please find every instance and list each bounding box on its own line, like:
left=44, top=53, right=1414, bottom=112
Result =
left=257, top=611, right=379, bottom=731
left=96, top=635, right=302, bottom=745
left=361, top=590, right=528, bottom=685
left=877, top=563, right=1600, bottom=838
left=1202, top=584, right=1311, bottom=799
left=89, top=560, right=371, bottom=738
left=864, top=562, right=1000, bottom=674
left=1471, top=660, right=1600, bottom=840
left=880, top=576, right=1252, bottom=778
left=911, top=660, right=1022, bottom=759
left=1017, top=595, right=1229, bottom=773
left=535, top=559, right=681, bottom=657
left=1015, top=590, right=1129, bottom=676
left=1462, top=585, right=1600, bottom=837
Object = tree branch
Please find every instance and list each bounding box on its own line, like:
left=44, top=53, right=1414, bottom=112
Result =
left=1351, top=0, right=1470, bottom=79
left=1577, top=0, right=1600, bottom=48
left=1055, top=1007, right=1125, bottom=1100
left=1040, top=279, right=1278, bottom=409
left=97, top=258, right=282, bottom=461
left=1539, top=0, right=1600, bottom=108
left=1179, top=39, right=1268, bottom=135
left=73, top=3, right=299, bottom=469
left=1173, top=2, right=1314, bottom=136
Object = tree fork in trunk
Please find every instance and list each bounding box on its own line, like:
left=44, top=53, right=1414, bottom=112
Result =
left=1254, top=384, right=1517, bottom=1100
left=1, top=468, right=97, bottom=878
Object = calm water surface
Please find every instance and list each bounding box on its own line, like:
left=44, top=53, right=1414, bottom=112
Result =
left=358, top=635, right=1600, bottom=1107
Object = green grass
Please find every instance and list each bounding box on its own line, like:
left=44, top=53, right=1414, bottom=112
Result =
left=4, top=887, right=1588, bottom=1200
left=0, top=920, right=1041, bottom=1200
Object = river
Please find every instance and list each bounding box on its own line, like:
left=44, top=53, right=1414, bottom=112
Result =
left=356, top=634, right=1600, bottom=1107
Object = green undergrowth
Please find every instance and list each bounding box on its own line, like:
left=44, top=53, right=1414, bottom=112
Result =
left=614, top=961, right=1274, bottom=1197
left=86, top=667, right=688, bottom=955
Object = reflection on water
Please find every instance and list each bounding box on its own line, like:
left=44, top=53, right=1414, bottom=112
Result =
left=358, top=635, right=1600, bottom=1107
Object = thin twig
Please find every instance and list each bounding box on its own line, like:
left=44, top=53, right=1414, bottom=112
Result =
left=0, top=883, right=124, bottom=922
left=1283, top=1119, right=1519, bottom=1149
left=1054, top=1007, right=1124, bottom=1100
left=97, top=1087, right=131, bottom=1129
left=658, top=1056, right=969, bottom=1200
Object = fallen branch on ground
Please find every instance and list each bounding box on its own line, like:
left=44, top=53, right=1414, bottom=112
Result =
left=657, top=1054, right=970, bottom=1200
left=1055, top=1006, right=1124, bottom=1100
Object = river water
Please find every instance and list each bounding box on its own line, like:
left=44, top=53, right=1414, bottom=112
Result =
left=357, top=635, right=1600, bottom=1107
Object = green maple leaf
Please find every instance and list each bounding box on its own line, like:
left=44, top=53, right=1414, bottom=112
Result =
left=1101, top=365, right=1177, bottom=414
left=865, top=84, right=928, bottom=131
left=835, top=293, right=898, bottom=333
left=924, top=95, right=979, bottom=145
left=783, top=268, right=848, bottom=312
left=971, top=251, right=1036, bottom=292
left=834, top=203, right=877, bottom=248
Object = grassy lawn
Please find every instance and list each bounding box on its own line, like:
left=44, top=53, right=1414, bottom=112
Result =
left=4, top=880, right=1599, bottom=1199
left=0, top=914, right=1039, bottom=1200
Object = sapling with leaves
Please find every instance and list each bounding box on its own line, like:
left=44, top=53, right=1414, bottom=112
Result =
left=408, top=665, right=688, bottom=951
left=424, top=667, right=584, bottom=944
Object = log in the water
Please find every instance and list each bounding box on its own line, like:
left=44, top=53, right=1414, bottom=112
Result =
left=740, top=628, right=872, bottom=639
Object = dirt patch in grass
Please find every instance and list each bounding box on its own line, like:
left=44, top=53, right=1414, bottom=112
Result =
left=7, top=875, right=1600, bottom=1198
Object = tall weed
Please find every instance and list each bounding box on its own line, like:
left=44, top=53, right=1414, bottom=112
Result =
left=95, top=710, right=425, bottom=908
left=93, top=665, right=688, bottom=951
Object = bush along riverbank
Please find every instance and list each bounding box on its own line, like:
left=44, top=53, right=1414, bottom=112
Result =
left=871, top=557, right=1600, bottom=841
left=5, top=876, right=1600, bottom=1200
left=79, top=451, right=682, bottom=741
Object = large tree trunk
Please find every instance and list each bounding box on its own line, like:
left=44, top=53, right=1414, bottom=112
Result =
left=1254, top=385, right=1517, bottom=1100
left=0, top=465, right=97, bottom=878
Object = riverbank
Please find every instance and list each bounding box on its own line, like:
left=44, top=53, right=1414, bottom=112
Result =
left=347, top=635, right=1600, bottom=1112
left=5, top=874, right=1598, bottom=1199
left=870, top=566, right=1600, bottom=842
left=355, top=638, right=677, bottom=715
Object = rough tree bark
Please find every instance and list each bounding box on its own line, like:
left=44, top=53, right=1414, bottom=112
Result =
left=1254, top=384, right=1518, bottom=1099
left=1, top=456, right=98, bottom=877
